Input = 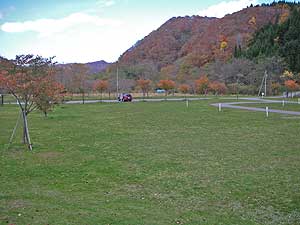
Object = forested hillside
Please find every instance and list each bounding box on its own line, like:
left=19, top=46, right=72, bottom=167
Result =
left=113, top=4, right=289, bottom=80
left=241, top=5, right=300, bottom=73
left=94, top=2, right=299, bottom=96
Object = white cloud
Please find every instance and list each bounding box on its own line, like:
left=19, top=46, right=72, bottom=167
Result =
left=199, top=0, right=258, bottom=18
left=9, top=23, right=151, bottom=63
left=0, top=11, right=155, bottom=63
left=1, top=12, right=122, bottom=37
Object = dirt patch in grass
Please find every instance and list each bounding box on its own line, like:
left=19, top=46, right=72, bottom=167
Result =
left=7, top=199, right=28, bottom=210
left=8, top=150, right=63, bottom=162
left=35, top=151, right=63, bottom=160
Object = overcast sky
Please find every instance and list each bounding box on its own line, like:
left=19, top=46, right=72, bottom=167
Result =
left=0, top=0, right=277, bottom=63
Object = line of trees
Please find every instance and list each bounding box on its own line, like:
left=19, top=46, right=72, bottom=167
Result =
left=51, top=55, right=300, bottom=99
left=88, top=76, right=227, bottom=97
left=89, top=71, right=299, bottom=98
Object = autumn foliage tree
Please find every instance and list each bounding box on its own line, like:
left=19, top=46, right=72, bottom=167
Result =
left=93, top=79, right=109, bottom=101
left=195, top=75, right=210, bottom=95
left=178, top=84, right=190, bottom=98
left=284, top=80, right=299, bottom=96
left=281, top=70, right=294, bottom=80
left=136, top=79, right=152, bottom=97
left=271, top=82, right=281, bottom=95
left=34, top=77, right=64, bottom=117
left=69, top=64, right=89, bottom=104
left=0, top=55, right=63, bottom=150
left=248, top=16, right=257, bottom=27
left=220, top=35, right=228, bottom=51
left=157, top=79, right=176, bottom=96
left=209, top=81, right=227, bottom=95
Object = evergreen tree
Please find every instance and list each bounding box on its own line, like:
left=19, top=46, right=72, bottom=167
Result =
left=280, top=8, right=300, bottom=72
left=240, top=5, right=300, bottom=73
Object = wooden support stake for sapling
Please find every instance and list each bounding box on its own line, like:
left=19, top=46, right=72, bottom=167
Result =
left=7, top=111, right=22, bottom=150
left=22, top=110, right=33, bottom=150
left=266, top=106, right=269, bottom=117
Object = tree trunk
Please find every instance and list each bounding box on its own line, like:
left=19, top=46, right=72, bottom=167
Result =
left=82, top=92, right=85, bottom=104
left=22, top=110, right=33, bottom=150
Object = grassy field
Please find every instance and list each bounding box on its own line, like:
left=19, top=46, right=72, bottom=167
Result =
left=239, top=102, right=300, bottom=112
left=1, top=100, right=300, bottom=224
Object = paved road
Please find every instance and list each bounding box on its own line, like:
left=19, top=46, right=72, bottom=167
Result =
left=65, top=97, right=210, bottom=104
left=2, top=97, right=210, bottom=105
left=211, top=98, right=300, bottom=116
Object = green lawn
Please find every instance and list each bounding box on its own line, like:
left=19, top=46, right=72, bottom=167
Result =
left=240, top=102, right=300, bottom=112
left=1, top=100, right=300, bottom=224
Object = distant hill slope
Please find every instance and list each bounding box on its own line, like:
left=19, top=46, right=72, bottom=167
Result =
left=118, top=5, right=289, bottom=69
left=85, top=60, right=110, bottom=74
left=58, top=60, right=110, bottom=75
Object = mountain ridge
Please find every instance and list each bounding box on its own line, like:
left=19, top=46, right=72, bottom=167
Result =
left=58, top=60, right=110, bottom=75
left=117, top=5, right=289, bottom=71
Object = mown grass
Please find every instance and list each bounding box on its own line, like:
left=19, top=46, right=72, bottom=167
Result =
left=0, top=100, right=300, bottom=224
left=240, top=102, right=300, bottom=112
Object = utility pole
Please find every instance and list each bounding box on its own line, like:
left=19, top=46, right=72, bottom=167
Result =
left=258, top=70, right=268, bottom=97
left=116, top=62, right=119, bottom=96
left=264, top=70, right=268, bottom=97
left=236, top=73, right=242, bottom=100
left=236, top=76, right=239, bottom=100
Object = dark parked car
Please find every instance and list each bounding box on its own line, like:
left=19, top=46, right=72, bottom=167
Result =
left=118, top=93, right=133, bottom=102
